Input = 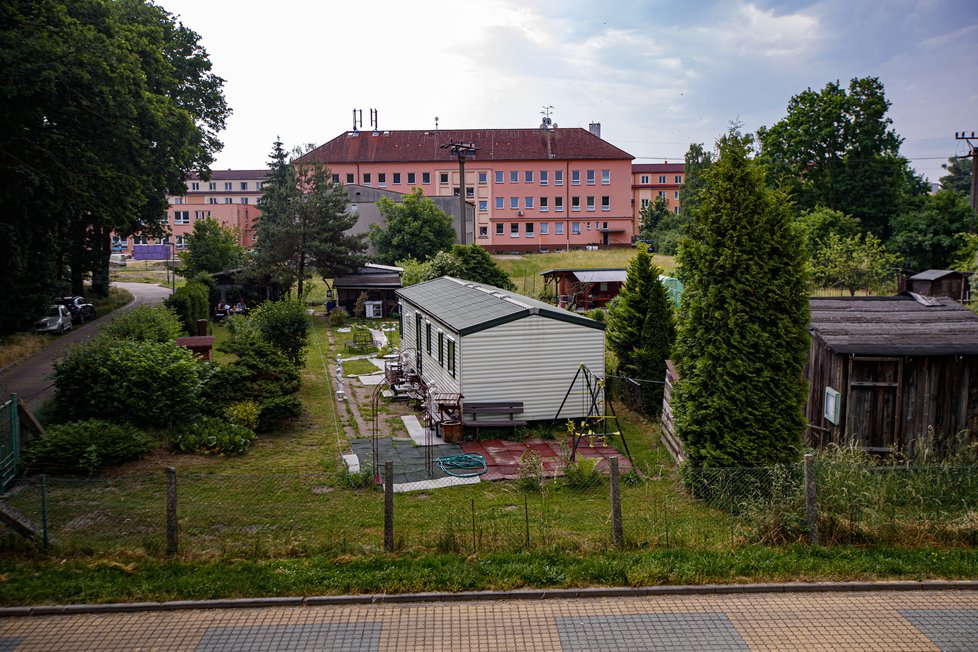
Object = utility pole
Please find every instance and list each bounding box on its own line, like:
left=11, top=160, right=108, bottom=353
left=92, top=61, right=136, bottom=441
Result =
left=440, top=140, right=478, bottom=245
left=954, top=131, right=977, bottom=215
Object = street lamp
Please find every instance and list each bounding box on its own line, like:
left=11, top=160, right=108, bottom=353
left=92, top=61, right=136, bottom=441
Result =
left=440, top=140, right=478, bottom=245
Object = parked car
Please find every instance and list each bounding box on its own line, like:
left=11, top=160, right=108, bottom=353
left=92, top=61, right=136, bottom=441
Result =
left=56, top=296, right=96, bottom=324
left=33, top=304, right=73, bottom=334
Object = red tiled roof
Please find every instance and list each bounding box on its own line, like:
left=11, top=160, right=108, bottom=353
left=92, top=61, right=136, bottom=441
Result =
left=632, top=162, right=685, bottom=173
left=298, top=128, right=634, bottom=165
left=187, top=170, right=268, bottom=180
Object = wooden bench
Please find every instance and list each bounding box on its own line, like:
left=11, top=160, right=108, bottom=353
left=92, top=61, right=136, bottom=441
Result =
left=462, top=401, right=527, bottom=437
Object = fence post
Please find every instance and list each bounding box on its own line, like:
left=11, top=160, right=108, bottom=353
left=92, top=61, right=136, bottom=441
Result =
left=40, top=474, right=49, bottom=551
left=384, top=460, right=394, bottom=552
left=804, top=453, right=819, bottom=545
left=166, top=467, right=178, bottom=557
left=9, top=394, right=19, bottom=474
left=610, top=457, right=623, bottom=547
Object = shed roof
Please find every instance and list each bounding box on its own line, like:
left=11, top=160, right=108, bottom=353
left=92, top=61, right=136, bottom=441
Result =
left=809, top=294, right=978, bottom=355
left=909, top=269, right=972, bottom=281
left=572, top=270, right=628, bottom=283
left=298, top=128, right=633, bottom=165
left=397, top=277, right=605, bottom=335
left=333, top=264, right=402, bottom=290
left=539, top=268, right=627, bottom=284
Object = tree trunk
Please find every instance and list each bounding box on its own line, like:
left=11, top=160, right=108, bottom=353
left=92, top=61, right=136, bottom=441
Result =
left=69, top=217, right=86, bottom=296
left=90, top=225, right=111, bottom=298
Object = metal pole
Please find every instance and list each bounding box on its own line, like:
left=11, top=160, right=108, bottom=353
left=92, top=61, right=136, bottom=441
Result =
left=610, top=457, right=623, bottom=547
left=166, top=467, right=178, bottom=557
left=9, top=394, right=18, bottom=473
left=40, top=474, right=49, bottom=550
left=458, top=155, right=466, bottom=245
left=384, top=461, right=394, bottom=552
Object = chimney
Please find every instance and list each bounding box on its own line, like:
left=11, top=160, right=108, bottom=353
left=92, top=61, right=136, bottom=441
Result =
left=589, top=122, right=601, bottom=138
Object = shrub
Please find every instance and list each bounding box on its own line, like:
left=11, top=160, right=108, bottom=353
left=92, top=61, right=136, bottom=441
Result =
left=329, top=309, right=347, bottom=327
left=101, top=305, right=182, bottom=342
left=562, top=456, right=601, bottom=488
left=341, top=468, right=375, bottom=489
left=516, top=449, right=544, bottom=492
left=250, top=297, right=310, bottom=365
left=172, top=417, right=256, bottom=455
left=210, top=337, right=301, bottom=402
left=22, top=420, right=154, bottom=475
left=54, top=337, right=204, bottom=427
left=225, top=400, right=260, bottom=430
left=165, top=280, right=210, bottom=334
left=258, top=395, right=303, bottom=432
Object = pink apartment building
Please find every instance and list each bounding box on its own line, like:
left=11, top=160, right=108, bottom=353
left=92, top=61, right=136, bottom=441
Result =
left=631, top=163, right=685, bottom=232
left=114, top=170, right=266, bottom=255
left=297, top=124, right=636, bottom=252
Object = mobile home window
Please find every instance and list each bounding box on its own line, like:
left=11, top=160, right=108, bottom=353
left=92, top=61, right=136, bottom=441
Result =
left=426, top=322, right=432, bottom=354
left=447, top=339, right=456, bottom=377
left=415, top=313, right=422, bottom=352
left=438, top=331, right=444, bottom=366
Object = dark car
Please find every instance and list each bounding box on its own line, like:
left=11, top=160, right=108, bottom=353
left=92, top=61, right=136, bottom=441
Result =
left=56, top=296, right=96, bottom=324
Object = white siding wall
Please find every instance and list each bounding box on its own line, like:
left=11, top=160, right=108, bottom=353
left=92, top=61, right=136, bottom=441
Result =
left=460, top=316, right=605, bottom=422
left=399, top=301, right=461, bottom=395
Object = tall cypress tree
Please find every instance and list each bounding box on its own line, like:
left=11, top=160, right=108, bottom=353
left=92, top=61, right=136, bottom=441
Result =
left=673, top=132, right=810, bottom=467
left=606, top=249, right=675, bottom=414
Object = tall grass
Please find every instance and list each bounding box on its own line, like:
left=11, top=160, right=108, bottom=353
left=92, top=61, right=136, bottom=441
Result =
left=494, top=249, right=676, bottom=298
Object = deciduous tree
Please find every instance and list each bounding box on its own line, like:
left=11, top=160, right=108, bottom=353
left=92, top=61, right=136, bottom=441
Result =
left=179, top=217, right=245, bottom=277
left=888, top=189, right=974, bottom=271
left=758, top=77, right=924, bottom=238
left=814, top=232, right=898, bottom=295
left=370, top=188, right=455, bottom=264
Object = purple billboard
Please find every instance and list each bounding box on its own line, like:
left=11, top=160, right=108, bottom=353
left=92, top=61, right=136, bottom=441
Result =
left=132, top=245, right=172, bottom=261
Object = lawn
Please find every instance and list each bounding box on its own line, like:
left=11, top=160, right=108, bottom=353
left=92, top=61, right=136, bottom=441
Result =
left=493, top=248, right=676, bottom=297
left=3, top=307, right=977, bottom=605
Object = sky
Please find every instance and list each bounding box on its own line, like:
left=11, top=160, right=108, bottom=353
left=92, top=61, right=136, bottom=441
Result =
left=161, top=0, right=978, bottom=184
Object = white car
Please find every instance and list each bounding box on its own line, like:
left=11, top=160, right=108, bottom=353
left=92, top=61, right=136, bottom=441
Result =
left=33, top=304, right=73, bottom=334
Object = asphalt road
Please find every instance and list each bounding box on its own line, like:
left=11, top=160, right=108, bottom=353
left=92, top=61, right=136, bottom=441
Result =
left=0, top=282, right=173, bottom=412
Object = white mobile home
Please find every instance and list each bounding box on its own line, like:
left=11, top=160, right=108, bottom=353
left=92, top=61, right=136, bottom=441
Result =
left=396, top=277, right=606, bottom=422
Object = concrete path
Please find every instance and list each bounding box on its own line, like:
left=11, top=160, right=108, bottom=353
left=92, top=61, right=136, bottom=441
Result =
left=0, top=283, right=172, bottom=411
left=0, top=587, right=976, bottom=650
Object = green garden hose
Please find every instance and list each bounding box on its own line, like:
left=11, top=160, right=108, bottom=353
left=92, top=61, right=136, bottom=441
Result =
left=435, top=453, right=488, bottom=478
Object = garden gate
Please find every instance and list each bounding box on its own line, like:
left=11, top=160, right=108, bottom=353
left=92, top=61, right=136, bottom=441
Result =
left=0, top=394, right=20, bottom=490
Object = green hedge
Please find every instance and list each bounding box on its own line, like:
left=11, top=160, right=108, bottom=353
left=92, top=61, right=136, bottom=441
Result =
left=22, top=420, right=154, bottom=475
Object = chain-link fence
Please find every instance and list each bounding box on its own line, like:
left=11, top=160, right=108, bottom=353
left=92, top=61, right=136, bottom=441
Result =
left=3, top=458, right=976, bottom=558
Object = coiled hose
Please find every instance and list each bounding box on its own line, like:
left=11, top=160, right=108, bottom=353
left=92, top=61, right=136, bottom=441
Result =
left=435, top=453, right=488, bottom=477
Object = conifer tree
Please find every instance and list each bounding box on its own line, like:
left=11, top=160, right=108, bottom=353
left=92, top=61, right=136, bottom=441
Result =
left=673, top=131, right=810, bottom=467
left=606, top=249, right=675, bottom=414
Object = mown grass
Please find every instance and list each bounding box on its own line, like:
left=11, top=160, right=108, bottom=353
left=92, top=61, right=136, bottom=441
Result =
left=1, top=546, right=976, bottom=605
left=4, top=310, right=977, bottom=605
left=342, top=358, right=381, bottom=376
left=494, top=248, right=676, bottom=298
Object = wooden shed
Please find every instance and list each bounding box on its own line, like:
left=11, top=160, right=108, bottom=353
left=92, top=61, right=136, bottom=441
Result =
left=805, top=294, right=978, bottom=454
left=904, top=269, right=972, bottom=304
left=332, top=263, right=402, bottom=318
left=397, top=276, right=606, bottom=422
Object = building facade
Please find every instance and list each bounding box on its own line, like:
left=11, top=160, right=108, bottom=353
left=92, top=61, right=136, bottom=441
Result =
left=113, top=170, right=266, bottom=255
left=631, top=162, right=685, bottom=235
left=298, top=125, right=635, bottom=252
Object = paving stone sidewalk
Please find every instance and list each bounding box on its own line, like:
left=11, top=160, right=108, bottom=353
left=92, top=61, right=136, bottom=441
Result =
left=1, top=589, right=976, bottom=651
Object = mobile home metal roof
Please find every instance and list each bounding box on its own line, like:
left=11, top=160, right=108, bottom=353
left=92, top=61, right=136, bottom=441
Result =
left=397, top=276, right=605, bottom=336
